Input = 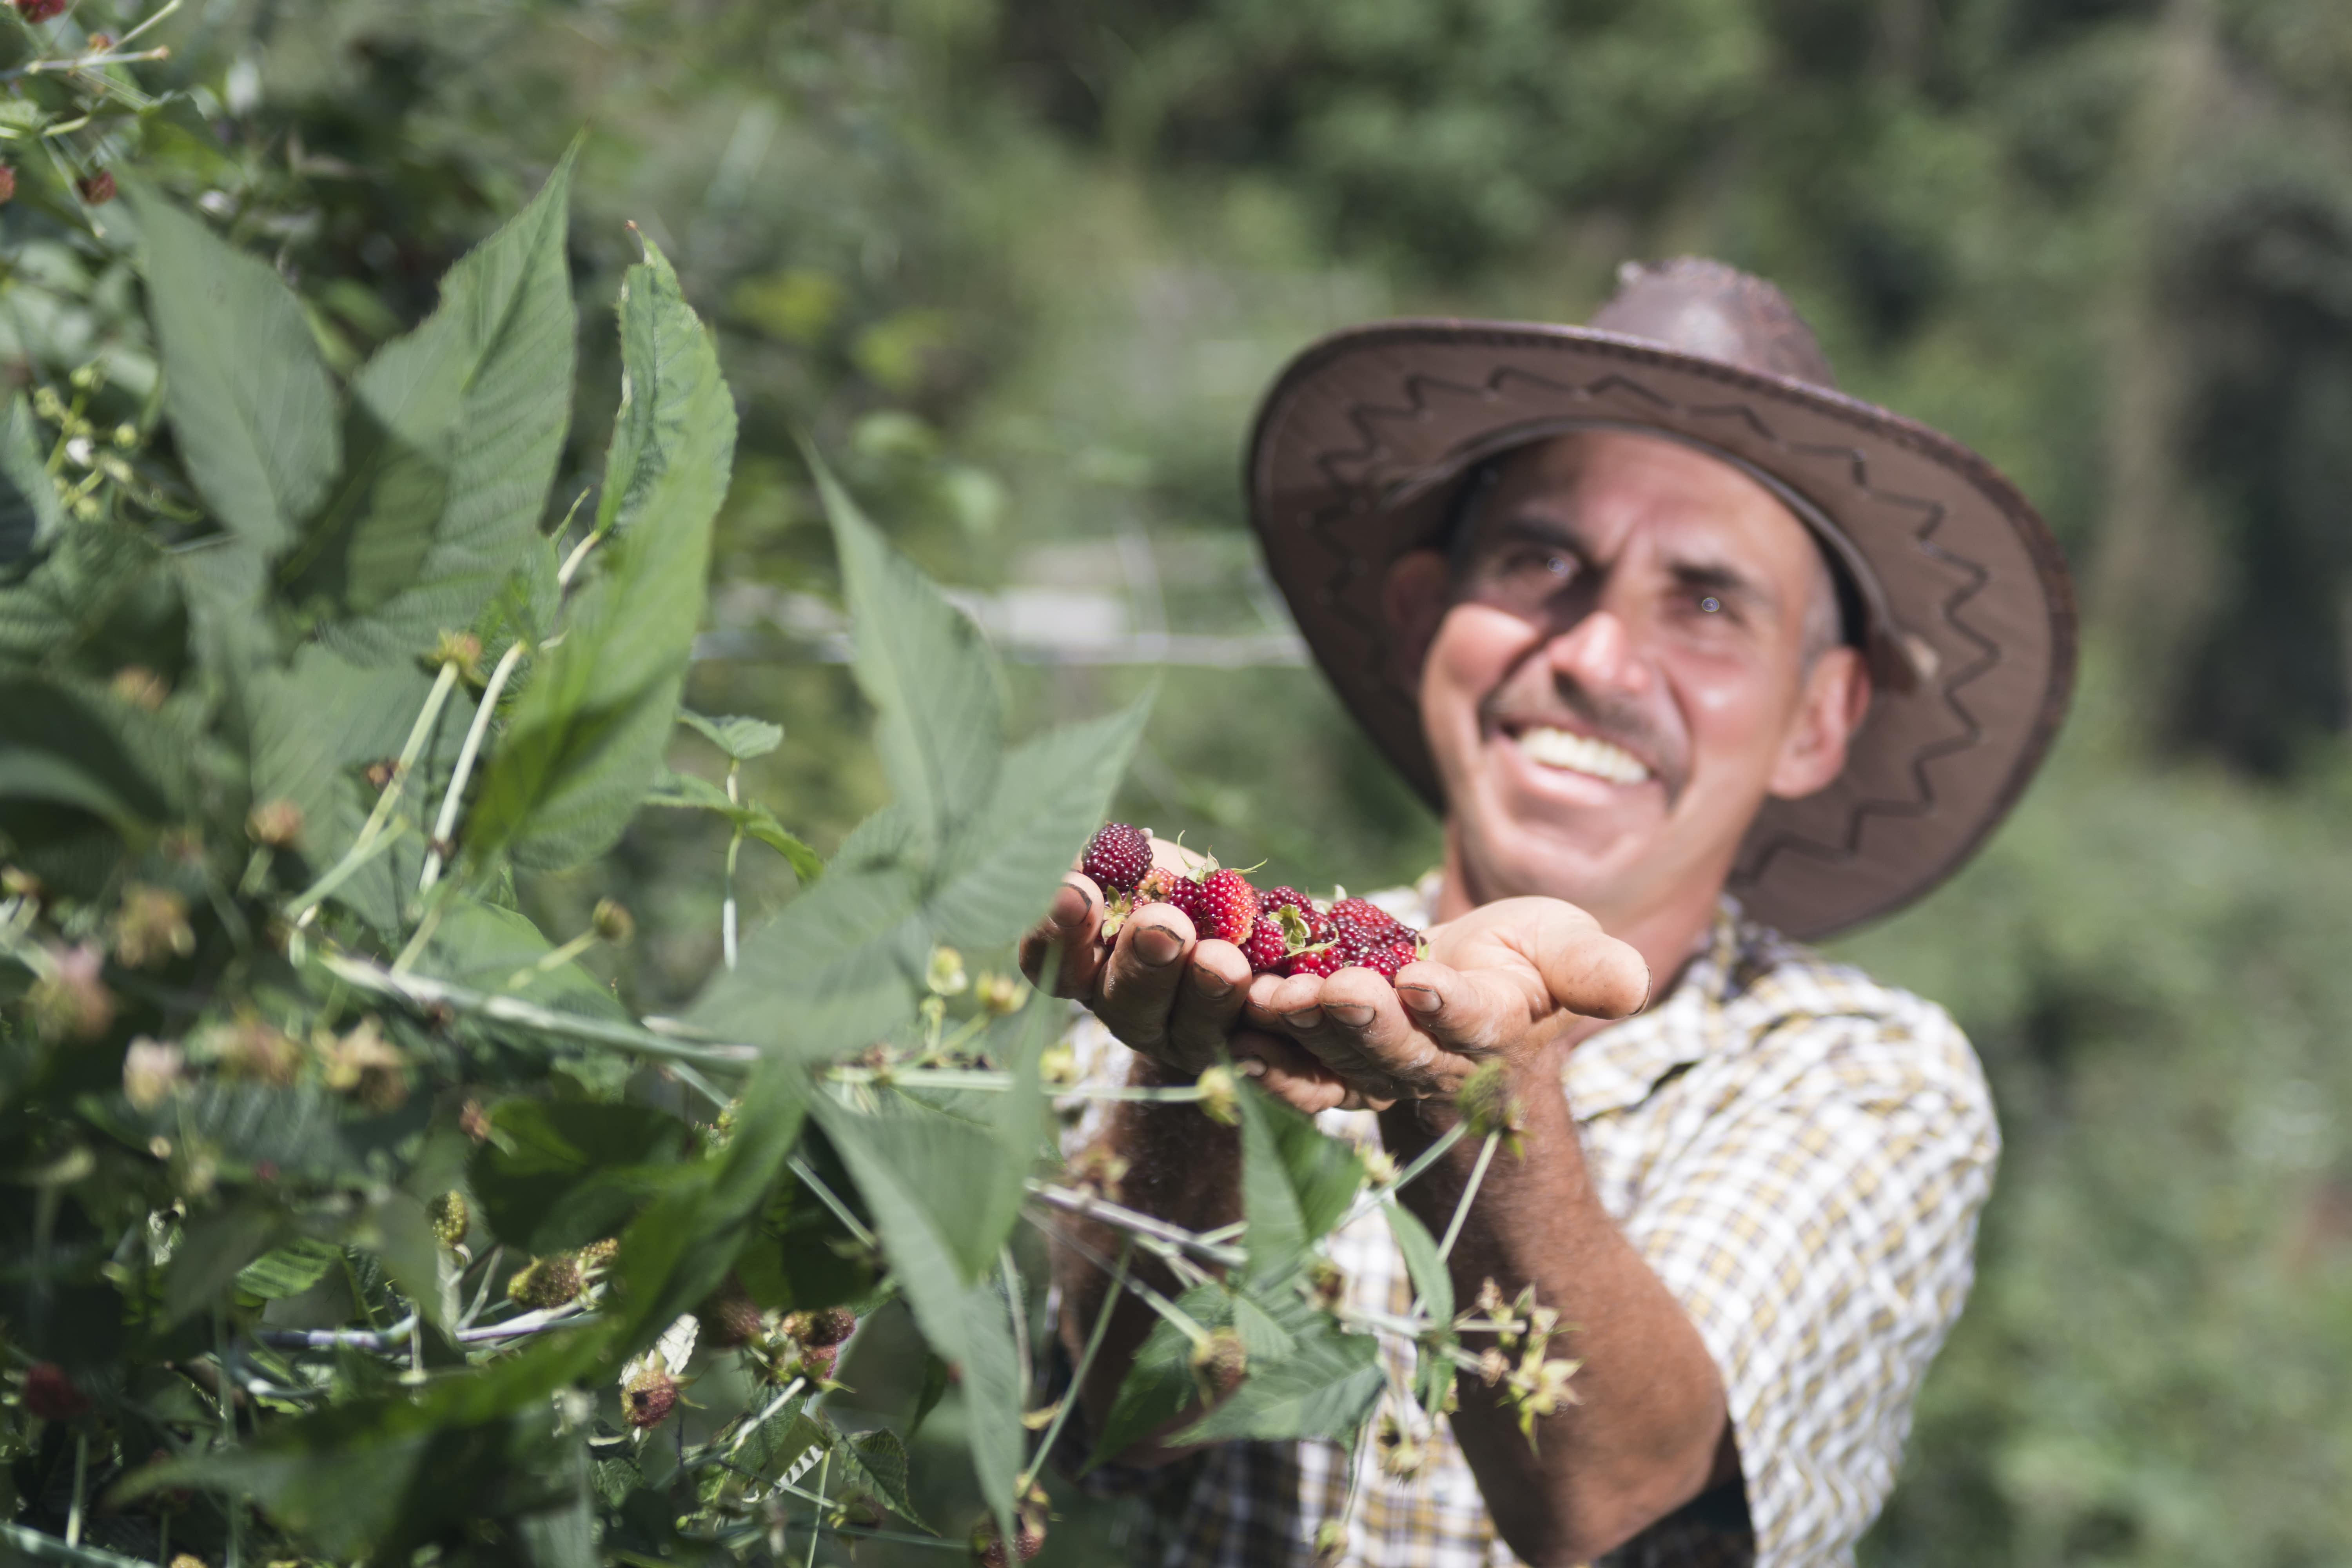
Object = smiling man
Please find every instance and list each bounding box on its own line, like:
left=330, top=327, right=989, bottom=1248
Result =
left=1024, top=260, right=2076, bottom=1567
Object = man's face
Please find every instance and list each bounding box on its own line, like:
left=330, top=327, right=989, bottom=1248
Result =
left=1390, top=430, right=1868, bottom=927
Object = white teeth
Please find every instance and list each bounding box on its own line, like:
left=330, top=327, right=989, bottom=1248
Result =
left=1515, top=726, right=1651, bottom=785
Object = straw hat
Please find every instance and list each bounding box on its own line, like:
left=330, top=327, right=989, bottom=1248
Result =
left=1244, top=258, right=2076, bottom=939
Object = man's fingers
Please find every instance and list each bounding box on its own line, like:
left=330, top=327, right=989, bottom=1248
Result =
left=1167, top=939, right=1251, bottom=1063
left=1019, top=875, right=1105, bottom=999
left=1232, top=1031, right=1352, bottom=1116
left=1098, top=901, right=1201, bottom=1065
left=1521, top=903, right=1650, bottom=1019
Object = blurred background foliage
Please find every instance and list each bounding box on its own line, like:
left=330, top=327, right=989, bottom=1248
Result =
left=10, top=0, right=2352, bottom=1560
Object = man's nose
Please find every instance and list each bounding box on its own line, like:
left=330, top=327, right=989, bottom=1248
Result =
left=1545, top=608, right=1650, bottom=697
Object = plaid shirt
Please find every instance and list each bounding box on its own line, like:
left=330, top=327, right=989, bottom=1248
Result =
left=1059, top=879, right=1999, bottom=1568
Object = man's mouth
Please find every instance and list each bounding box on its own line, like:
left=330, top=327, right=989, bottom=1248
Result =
left=1508, top=724, right=1653, bottom=786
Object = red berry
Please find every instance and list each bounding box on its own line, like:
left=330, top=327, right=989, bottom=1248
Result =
left=21, top=1363, right=87, bottom=1421
left=1194, top=869, right=1259, bottom=946
left=1328, top=897, right=1403, bottom=943
left=1138, top=866, right=1207, bottom=924
left=1261, top=887, right=1328, bottom=943
left=76, top=171, right=115, bottom=205
left=1242, top=917, right=1289, bottom=972
left=0, top=167, right=15, bottom=205
left=1283, top=946, right=1344, bottom=979
left=16, top=0, right=69, bottom=24
left=1082, top=823, right=1152, bottom=893
left=1359, top=939, right=1420, bottom=981
left=624, top=1368, right=679, bottom=1429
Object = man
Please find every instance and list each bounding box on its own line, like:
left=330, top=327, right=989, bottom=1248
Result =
left=1022, top=260, right=2076, bottom=1567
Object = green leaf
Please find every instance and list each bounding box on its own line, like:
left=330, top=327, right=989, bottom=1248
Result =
left=356, top=1189, right=450, bottom=1330
left=927, top=695, right=1153, bottom=951
left=1383, top=1199, right=1454, bottom=1325
left=236, top=1236, right=344, bottom=1300
left=843, top=1427, right=930, bottom=1530
left=1174, top=1316, right=1383, bottom=1445
left=0, top=394, right=64, bottom=566
left=1089, top=1284, right=1223, bottom=1467
left=307, top=154, right=577, bottom=663
left=130, top=186, right=340, bottom=555
left=958, top=1272, right=1027, bottom=1544
left=0, top=671, right=189, bottom=824
left=679, top=709, right=783, bottom=760
left=1233, top=1075, right=1364, bottom=1283
left=688, top=854, right=927, bottom=1055
left=0, top=518, right=169, bottom=669
left=645, top=766, right=822, bottom=884
left=418, top=900, right=630, bottom=1023
left=468, top=1099, right=694, bottom=1255
left=467, top=236, right=735, bottom=870
left=813, top=447, right=1002, bottom=858
left=167, top=1203, right=281, bottom=1324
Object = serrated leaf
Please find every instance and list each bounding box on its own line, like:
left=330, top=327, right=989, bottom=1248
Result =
left=467, top=1099, right=694, bottom=1255
left=813, top=448, right=1002, bottom=859
left=1173, top=1317, right=1383, bottom=1445
left=1233, top=1076, right=1364, bottom=1284
left=1089, top=1283, right=1225, bottom=1468
left=812, top=1095, right=1024, bottom=1287
left=0, top=394, right=64, bottom=567
left=688, top=856, right=926, bottom=1055
left=308, top=154, right=577, bottom=663
left=467, top=236, right=735, bottom=871
left=236, top=1236, right=344, bottom=1300
left=418, top=900, right=630, bottom=1022
left=0, top=518, right=169, bottom=668
left=1383, top=1200, right=1453, bottom=1326
left=644, top=766, right=822, bottom=884
left=679, top=709, right=783, bottom=760
left=844, top=1427, right=929, bottom=1529
left=0, top=670, right=189, bottom=824
left=167, top=1203, right=281, bottom=1324
left=130, top=186, right=340, bottom=555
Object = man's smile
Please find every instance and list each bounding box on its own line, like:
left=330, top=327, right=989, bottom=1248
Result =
left=1506, top=722, right=1654, bottom=786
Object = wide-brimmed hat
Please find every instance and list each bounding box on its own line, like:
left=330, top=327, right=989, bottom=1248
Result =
left=1244, top=258, right=2076, bottom=940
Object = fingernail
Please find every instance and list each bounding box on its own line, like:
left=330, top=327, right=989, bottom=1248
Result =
left=1236, top=1058, right=1267, bottom=1078
left=1051, top=884, right=1088, bottom=925
left=1193, top=970, right=1233, bottom=998
left=1135, top=924, right=1183, bottom=966
left=1326, top=1004, right=1374, bottom=1027
left=1398, top=985, right=1441, bottom=1014
left=1283, top=1009, right=1322, bottom=1029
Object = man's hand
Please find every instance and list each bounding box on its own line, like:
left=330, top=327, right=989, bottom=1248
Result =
left=1017, top=839, right=1256, bottom=1078
left=1241, top=897, right=1650, bottom=1112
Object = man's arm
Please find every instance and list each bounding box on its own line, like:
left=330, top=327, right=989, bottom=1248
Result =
left=1379, top=1047, right=1727, bottom=1565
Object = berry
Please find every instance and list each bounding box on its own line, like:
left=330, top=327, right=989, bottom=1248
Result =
left=969, top=1509, right=1048, bottom=1566
left=16, top=0, right=67, bottom=23
left=697, top=1275, right=763, bottom=1350
left=1328, top=897, right=1403, bottom=948
left=21, top=1362, right=87, bottom=1421
left=1261, top=887, right=1328, bottom=944
left=1283, top=946, right=1344, bottom=979
left=1241, top=917, right=1289, bottom=972
left=507, top=1254, right=582, bottom=1309
left=1190, top=1327, right=1248, bottom=1397
left=1137, top=866, right=1207, bottom=924
left=624, top=1367, right=679, bottom=1429
left=1194, top=868, right=1259, bottom=946
left=1359, top=939, right=1419, bottom=982
left=804, top=1306, right=858, bottom=1346
left=792, top=1342, right=839, bottom=1383
left=75, top=171, right=114, bottom=205
left=0, top=166, right=15, bottom=206
left=1082, top=822, right=1152, bottom=893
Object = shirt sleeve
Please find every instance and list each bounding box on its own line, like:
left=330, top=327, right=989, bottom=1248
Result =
left=1615, top=1002, right=2000, bottom=1568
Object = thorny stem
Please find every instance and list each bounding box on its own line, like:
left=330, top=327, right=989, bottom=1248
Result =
left=723, top=761, right=742, bottom=970
left=1024, top=1181, right=1246, bottom=1268
left=1337, top=1118, right=1472, bottom=1231
left=786, top=1154, right=878, bottom=1250
left=726, top=1378, right=809, bottom=1459
left=287, top=660, right=463, bottom=928
left=1018, top=1234, right=1132, bottom=1494
left=1029, top=1213, right=1209, bottom=1348
left=64, top=1432, right=85, bottom=1546
left=802, top=1450, right=829, bottom=1568
left=1436, top=1130, right=1503, bottom=1262
left=418, top=635, right=530, bottom=895
left=320, top=952, right=758, bottom=1068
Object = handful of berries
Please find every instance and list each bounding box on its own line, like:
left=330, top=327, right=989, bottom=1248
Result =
left=1082, top=822, right=1426, bottom=983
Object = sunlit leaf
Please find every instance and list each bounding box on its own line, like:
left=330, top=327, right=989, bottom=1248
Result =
left=130, top=185, right=340, bottom=556
left=0, top=394, right=64, bottom=567
left=679, top=709, right=783, bottom=760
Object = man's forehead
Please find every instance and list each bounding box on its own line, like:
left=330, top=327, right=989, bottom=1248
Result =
left=1474, top=431, right=1816, bottom=566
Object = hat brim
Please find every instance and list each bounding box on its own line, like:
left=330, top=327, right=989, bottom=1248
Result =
left=1245, top=319, right=2078, bottom=941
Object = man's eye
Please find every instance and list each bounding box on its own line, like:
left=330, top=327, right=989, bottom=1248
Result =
left=1697, top=594, right=1723, bottom=615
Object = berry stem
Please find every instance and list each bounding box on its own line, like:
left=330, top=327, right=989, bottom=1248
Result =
left=63, top=1430, right=85, bottom=1546
left=287, top=658, right=463, bottom=929
left=1436, top=1131, right=1504, bottom=1262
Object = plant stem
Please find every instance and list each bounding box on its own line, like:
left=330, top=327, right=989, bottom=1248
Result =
left=1336, top=1118, right=1472, bottom=1232
left=64, top=1431, right=86, bottom=1545
left=1024, top=1181, right=1246, bottom=1267
left=1026, top=1212, right=1208, bottom=1347
left=0, top=1522, right=156, bottom=1566
left=287, top=659, right=462, bottom=927
left=802, top=1450, right=829, bottom=1568
left=786, top=1154, right=878, bottom=1250
left=1436, top=1131, right=1503, bottom=1262
left=319, top=951, right=757, bottom=1067
left=419, top=635, right=528, bottom=895
left=1018, top=1234, right=1130, bottom=1493
left=722, top=761, right=742, bottom=971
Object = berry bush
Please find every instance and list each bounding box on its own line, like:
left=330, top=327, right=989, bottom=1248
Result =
left=0, top=16, right=1574, bottom=1566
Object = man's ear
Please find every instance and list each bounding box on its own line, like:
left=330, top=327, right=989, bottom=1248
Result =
left=1380, top=548, right=1451, bottom=691
left=1767, top=647, right=1872, bottom=800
